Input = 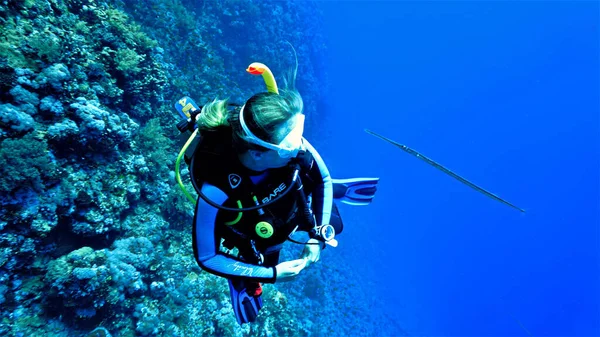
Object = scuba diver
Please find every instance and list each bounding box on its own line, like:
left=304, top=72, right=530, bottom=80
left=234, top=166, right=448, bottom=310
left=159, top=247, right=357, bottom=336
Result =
left=173, top=60, right=379, bottom=325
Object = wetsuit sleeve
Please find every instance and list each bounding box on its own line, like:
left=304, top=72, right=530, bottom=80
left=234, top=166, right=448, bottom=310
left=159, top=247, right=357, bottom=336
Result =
left=192, top=183, right=277, bottom=283
left=302, top=138, right=333, bottom=227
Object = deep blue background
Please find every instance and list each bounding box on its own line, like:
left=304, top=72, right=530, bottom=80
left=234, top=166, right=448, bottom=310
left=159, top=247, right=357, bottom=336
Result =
left=312, top=2, right=599, bottom=336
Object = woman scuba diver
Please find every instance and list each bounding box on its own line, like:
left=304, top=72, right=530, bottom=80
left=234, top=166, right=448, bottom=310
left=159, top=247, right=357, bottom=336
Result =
left=173, top=60, right=379, bottom=325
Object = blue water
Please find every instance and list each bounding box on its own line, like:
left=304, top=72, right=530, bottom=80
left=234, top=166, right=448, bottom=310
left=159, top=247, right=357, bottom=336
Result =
left=313, top=2, right=599, bottom=336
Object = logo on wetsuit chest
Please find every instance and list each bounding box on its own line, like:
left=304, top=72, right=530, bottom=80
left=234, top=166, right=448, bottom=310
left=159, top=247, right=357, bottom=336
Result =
left=228, top=174, right=242, bottom=189
left=262, top=183, right=286, bottom=203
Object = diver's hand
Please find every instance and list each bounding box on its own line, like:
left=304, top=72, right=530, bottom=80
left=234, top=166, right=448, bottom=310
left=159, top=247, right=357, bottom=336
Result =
left=275, top=259, right=307, bottom=282
left=300, top=238, right=322, bottom=267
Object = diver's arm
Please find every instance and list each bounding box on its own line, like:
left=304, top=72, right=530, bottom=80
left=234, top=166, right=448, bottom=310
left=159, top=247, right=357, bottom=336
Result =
left=302, top=138, right=333, bottom=227
left=193, top=183, right=277, bottom=283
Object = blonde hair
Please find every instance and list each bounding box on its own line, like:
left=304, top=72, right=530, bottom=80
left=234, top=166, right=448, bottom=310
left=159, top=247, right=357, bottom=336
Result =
left=196, top=98, right=230, bottom=129
left=197, top=69, right=303, bottom=153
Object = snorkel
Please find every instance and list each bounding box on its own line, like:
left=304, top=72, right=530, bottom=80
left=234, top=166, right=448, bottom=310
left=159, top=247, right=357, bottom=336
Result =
left=246, top=62, right=279, bottom=94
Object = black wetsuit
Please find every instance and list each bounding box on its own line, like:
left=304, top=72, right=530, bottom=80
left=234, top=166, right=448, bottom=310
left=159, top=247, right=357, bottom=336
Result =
left=190, top=127, right=334, bottom=283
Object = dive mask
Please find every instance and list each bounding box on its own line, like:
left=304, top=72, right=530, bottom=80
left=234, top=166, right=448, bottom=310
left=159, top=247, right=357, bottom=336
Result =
left=239, top=104, right=305, bottom=159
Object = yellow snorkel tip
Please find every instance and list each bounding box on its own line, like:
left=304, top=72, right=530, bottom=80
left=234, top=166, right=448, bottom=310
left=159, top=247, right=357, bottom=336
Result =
left=247, top=62, right=279, bottom=94
left=246, top=62, right=267, bottom=75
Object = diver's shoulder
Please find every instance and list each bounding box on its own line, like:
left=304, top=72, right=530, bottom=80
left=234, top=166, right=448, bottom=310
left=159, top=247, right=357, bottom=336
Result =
left=197, top=127, right=233, bottom=152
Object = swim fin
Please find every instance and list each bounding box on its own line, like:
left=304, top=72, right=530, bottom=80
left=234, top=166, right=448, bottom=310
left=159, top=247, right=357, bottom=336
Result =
left=228, top=279, right=263, bottom=325
left=332, top=177, right=380, bottom=206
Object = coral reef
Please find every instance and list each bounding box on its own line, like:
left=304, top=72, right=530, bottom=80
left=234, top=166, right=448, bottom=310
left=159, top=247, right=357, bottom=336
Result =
left=0, top=0, right=403, bottom=336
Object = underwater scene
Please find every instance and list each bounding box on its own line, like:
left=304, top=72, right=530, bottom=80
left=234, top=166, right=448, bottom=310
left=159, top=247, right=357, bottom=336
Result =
left=0, top=1, right=598, bottom=336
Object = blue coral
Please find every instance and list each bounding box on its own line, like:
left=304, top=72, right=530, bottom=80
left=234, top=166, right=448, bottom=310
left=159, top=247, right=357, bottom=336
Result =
left=39, top=96, right=64, bottom=117
left=44, top=247, right=113, bottom=321
left=47, top=118, right=79, bottom=140
left=9, top=85, right=40, bottom=107
left=69, top=97, right=139, bottom=151
left=14, top=68, right=40, bottom=90
left=0, top=103, right=35, bottom=132
left=35, top=63, right=71, bottom=91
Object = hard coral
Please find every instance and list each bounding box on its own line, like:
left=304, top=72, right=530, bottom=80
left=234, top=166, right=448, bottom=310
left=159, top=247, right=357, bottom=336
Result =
left=0, top=133, right=56, bottom=194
